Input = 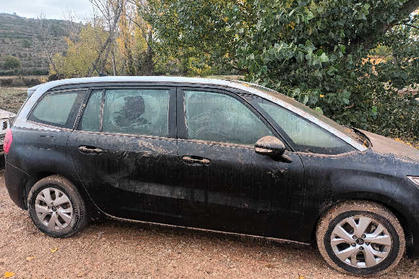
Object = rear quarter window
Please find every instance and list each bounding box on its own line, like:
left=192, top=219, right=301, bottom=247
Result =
left=29, top=90, right=85, bottom=128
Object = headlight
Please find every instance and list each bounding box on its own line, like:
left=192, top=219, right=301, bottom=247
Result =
left=407, top=176, right=419, bottom=187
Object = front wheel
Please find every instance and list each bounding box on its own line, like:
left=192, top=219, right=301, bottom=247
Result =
left=27, top=175, right=88, bottom=238
left=316, top=201, right=405, bottom=276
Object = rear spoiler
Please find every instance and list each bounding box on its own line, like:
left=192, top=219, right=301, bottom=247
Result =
left=27, top=84, right=41, bottom=97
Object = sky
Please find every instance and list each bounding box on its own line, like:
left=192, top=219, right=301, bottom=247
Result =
left=0, top=0, right=94, bottom=20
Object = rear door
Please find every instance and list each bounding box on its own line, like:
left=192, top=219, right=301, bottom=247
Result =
left=67, top=86, right=187, bottom=223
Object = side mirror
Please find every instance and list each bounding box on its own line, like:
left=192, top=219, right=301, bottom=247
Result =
left=255, top=136, right=291, bottom=162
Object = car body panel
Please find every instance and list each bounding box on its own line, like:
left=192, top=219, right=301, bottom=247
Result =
left=298, top=149, right=419, bottom=255
left=4, top=123, right=79, bottom=209
left=67, top=131, right=189, bottom=223
left=177, top=138, right=306, bottom=240
left=362, top=130, right=419, bottom=161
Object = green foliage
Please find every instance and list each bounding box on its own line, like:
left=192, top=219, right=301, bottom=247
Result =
left=21, top=39, right=31, bottom=48
left=145, top=0, right=248, bottom=75
left=3, top=55, right=21, bottom=70
left=146, top=0, right=419, bottom=141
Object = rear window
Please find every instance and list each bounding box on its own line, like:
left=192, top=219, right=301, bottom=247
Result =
left=29, top=91, right=85, bottom=128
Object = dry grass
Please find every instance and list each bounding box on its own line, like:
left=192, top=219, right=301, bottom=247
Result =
left=0, top=76, right=47, bottom=80
left=0, top=87, right=27, bottom=113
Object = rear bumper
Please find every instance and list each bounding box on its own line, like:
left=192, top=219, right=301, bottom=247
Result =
left=4, top=161, right=30, bottom=209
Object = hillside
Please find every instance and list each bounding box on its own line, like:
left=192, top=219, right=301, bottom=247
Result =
left=0, top=13, right=80, bottom=76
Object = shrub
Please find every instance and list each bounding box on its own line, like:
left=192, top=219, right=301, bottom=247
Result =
left=3, top=56, right=21, bottom=70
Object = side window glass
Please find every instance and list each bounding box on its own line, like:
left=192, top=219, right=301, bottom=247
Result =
left=184, top=91, right=273, bottom=145
left=103, top=89, right=170, bottom=137
left=30, top=91, right=84, bottom=128
left=79, top=90, right=102, bottom=132
left=257, top=100, right=354, bottom=154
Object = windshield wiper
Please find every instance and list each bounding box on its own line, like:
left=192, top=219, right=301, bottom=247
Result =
left=352, top=127, right=372, bottom=148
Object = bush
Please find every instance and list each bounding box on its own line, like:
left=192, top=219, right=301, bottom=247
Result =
left=2, top=56, right=21, bottom=70
left=22, top=39, right=31, bottom=48
left=0, top=78, right=13, bottom=87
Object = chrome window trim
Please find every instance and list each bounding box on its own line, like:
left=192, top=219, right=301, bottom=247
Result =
left=21, top=76, right=367, bottom=151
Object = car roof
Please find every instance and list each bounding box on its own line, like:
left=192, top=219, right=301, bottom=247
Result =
left=28, top=76, right=248, bottom=97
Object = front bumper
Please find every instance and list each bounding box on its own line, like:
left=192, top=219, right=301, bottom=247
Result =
left=4, top=161, right=30, bottom=209
left=407, top=220, right=419, bottom=259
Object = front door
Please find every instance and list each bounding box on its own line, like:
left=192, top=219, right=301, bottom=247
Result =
left=177, top=88, right=305, bottom=238
left=68, top=87, right=186, bottom=223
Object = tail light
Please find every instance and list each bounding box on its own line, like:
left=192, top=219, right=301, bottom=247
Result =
left=3, top=128, right=12, bottom=154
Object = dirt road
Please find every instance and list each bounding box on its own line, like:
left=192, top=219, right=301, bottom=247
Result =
left=0, top=171, right=417, bottom=279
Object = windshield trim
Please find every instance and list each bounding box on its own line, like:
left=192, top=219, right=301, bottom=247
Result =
left=232, top=81, right=368, bottom=152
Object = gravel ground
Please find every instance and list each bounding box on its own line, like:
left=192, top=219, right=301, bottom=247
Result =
left=0, top=171, right=418, bottom=279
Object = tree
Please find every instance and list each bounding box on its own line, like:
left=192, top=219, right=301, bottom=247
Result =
left=37, top=14, right=63, bottom=75
left=88, top=0, right=125, bottom=76
left=117, top=0, right=154, bottom=75
left=51, top=24, right=111, bottom=77
left=3, top=56, right=21, bottom=70
left=51, top=0, right=156, bottom=77
left=145, top=0, right=419, bottom=141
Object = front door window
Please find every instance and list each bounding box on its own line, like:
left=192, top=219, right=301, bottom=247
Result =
left=184, top=90, right=273, bottom=145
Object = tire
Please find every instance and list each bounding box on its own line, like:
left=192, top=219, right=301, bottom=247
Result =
left=316, top=201, right=405, bottom=276
left=27, top=175, right=88, bottom=238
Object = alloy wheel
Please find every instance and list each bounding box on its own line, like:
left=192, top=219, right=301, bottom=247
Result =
left=330, top=215, right=392, bottom=268
left=34, top=187, right=74, bottom=231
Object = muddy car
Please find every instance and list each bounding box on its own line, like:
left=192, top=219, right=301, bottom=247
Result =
left=4, top=77, right=419, bottom=276
left=0, top=109, right=15, bottom=158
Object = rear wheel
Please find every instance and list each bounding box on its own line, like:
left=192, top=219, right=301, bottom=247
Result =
left=316, top=201, right=405, bottom=276
left=27, top=175, right=88, bottom=238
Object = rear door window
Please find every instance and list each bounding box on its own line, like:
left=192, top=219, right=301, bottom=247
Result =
left=103, top=89, right=170, bottom=137
left=79, top=88, right=171, bottom=137
left=29, top=90, right=85, bottom=128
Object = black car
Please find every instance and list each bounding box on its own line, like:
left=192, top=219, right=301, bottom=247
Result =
left=4, top=77, right=419, bottom=276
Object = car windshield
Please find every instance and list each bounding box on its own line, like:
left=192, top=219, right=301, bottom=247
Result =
left=235, top=81, right=368, bottom=146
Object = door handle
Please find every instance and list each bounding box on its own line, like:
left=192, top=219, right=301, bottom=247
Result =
left=182, top=155, right=210, bottom=165
left=78, top=145, right=104, bottom=154
left=40, top=134, right=54, bottom=138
